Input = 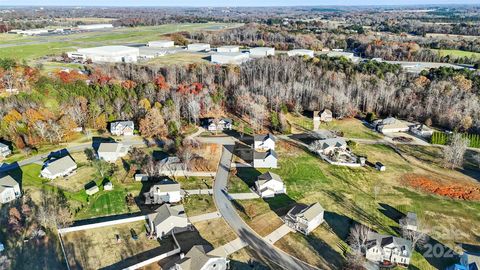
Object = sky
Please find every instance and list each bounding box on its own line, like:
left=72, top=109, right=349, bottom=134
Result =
left=0, top=0, right=479, bottom=7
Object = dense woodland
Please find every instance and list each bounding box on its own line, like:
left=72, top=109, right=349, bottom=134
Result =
left=1, top=55, right=479, bottom=152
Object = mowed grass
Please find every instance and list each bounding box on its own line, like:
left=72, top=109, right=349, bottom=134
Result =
left=0, top=23, right=241, bottom=61
left=319, top=118, right=382, bottom=140
left=434, top=49, right=480, bottom=59
left=229, top=141, right=480, bottom=269
left=183, top=195, right=217, bottom=217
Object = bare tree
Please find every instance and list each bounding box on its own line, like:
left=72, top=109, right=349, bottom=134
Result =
left=443, top=133, right=469, bottom=169
left=399, top=216, right=429, bottom=249
left=346, top=224, right=371, bottom=268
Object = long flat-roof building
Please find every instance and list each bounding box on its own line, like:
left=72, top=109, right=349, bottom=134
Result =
left=67, top=46, right=139, bottom=63
left=187, top=43, right=211, bottom=52
left=148, top=40, right=175, bottom=48
left=77, top=24, right=114, bottom=30
left=211, top=52, right=249, bottom=65
left=249, top=47, right=275, bottom=57
left=287, top=49, right=315, bottom=57
left=216, top=45, right=240, bottom=53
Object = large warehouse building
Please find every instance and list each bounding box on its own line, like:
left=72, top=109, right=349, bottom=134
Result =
left=77, top=24, right=114, bottom=30
left=187, top=43, right=211, bottom=52
left=287, top=49, right=315, bottom=57
left=249, top=47, right=275, bottom=57
left=217, top=45, right=240, bottom=53
left=67, top=46, right=139, bottom=63
left=211, top=52, right=249, bottom=65
left=148, top=40, right=175, bottom=48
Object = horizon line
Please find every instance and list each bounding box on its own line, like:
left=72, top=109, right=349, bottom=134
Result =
left=1, top=3, right=480, bottom=8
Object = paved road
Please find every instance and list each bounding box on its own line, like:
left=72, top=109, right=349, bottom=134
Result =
left=212, top=145, right=318, bottom=270
left=0, top=137, right=145, bottom=173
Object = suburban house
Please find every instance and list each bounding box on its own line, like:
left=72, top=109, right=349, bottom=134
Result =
left=97, top=142, right=129, bottom=162
left=0, top=175, right=21, bottom=204
left=40, top=156, right=77, bottom=180
left=255, top=172, right=286, bottom=198
left=365, top=232, right=413, bottom=267
left=159, top=156, right=185, bottom=173
left=147, top=204, right=190, bottom=239
left=409, top=124, right=433, bottom=138
left=253, top=133, right=276, bottom=151
left=401, top=212, right=418, bottom=231
left=284, top=203, right=324, bottom=235
left=144, top=180, right=182, bottom=204
left=374, top=117, right=410, bottom=134
left=172, top=245, right=230, bottom=270
left=204, top=118, right=233, bottom=132
left=253, top=150, right=278, bottom=168
left=313, top=137, right=347, bottom=155
left=110, top=121, right=134, bottom=136
left=0, top=142, right=11, bottom=158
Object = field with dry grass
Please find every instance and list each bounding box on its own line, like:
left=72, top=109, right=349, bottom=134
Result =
left=62, top=221, right=173, bottom=270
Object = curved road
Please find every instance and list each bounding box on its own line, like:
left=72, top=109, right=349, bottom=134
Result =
left=0, top=137, right=145, bottom=173
left=212, top=145, right=318, bottom=270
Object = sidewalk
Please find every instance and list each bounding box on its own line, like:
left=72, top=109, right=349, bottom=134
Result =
left=263, top=224, right=293, bottom=244
left=189, top=211, right=221, bottom=223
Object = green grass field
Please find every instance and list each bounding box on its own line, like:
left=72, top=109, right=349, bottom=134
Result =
left=229, top=141, right=480, bottom=269
left=0, top=23, right=242, bottom=61
left=433, top=49, right=480, bottom=59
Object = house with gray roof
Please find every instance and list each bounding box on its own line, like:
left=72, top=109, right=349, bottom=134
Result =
left=253, top=149, right=278, bottom=168
left=147, top=204, right=190, bottom=239
left=284, top=202, right=324, bottom=235
left=374, top=117, right=410, bottom=134
left=254, top=133, right=276, bottom=151
left=0, top=175, right=21, bottom=204
left=144, top=180, right=182, bottom=204
left=205, top=118, right=233, bottom=132
left=0, top=142, right=11, bottom=158
left=110, top=121, right=134, bottom=136
left=41, top=156, right=77, bottom=180
left=255, top=172, right=286, bottom=198
left=365, top=232, right=412, bottom=267
left=401, top=212, right=418, bottom=231
left=312, top=137, right=347, bottom=155
left=97, top=142, right=129, bottom=162
left=172, top=245, right=229, bottom=270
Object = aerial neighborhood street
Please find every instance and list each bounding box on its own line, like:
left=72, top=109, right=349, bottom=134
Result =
left=1, top=3, right=480, bottom=270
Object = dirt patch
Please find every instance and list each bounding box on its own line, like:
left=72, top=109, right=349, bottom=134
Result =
left=403, top=174, right=480, bottom=201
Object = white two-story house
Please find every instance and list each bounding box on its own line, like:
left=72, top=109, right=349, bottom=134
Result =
left=365, top=232, right=413, bottom=267
left=253, top=134, right=276, bottom=151
left=110, top=121, right=134, bottom=136
left=284, top=202, right=324, bottom=235
left=0, top=142, right=11, bottom=158
left=255, top=172, right=286, bottom=198
left=0, top=175, right=21, bottom=204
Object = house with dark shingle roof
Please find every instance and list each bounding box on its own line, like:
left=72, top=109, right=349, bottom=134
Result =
left=172, top=245, right=229, bottom=270
left=365, top=232, right=412, bottom=266
left=253, top=133, right=276, bottom=151
left=255, top=172, right=286, bottom=198
left=284, top=202, right=324, bottom=235
left=253, top=149, right=277, bottom=168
